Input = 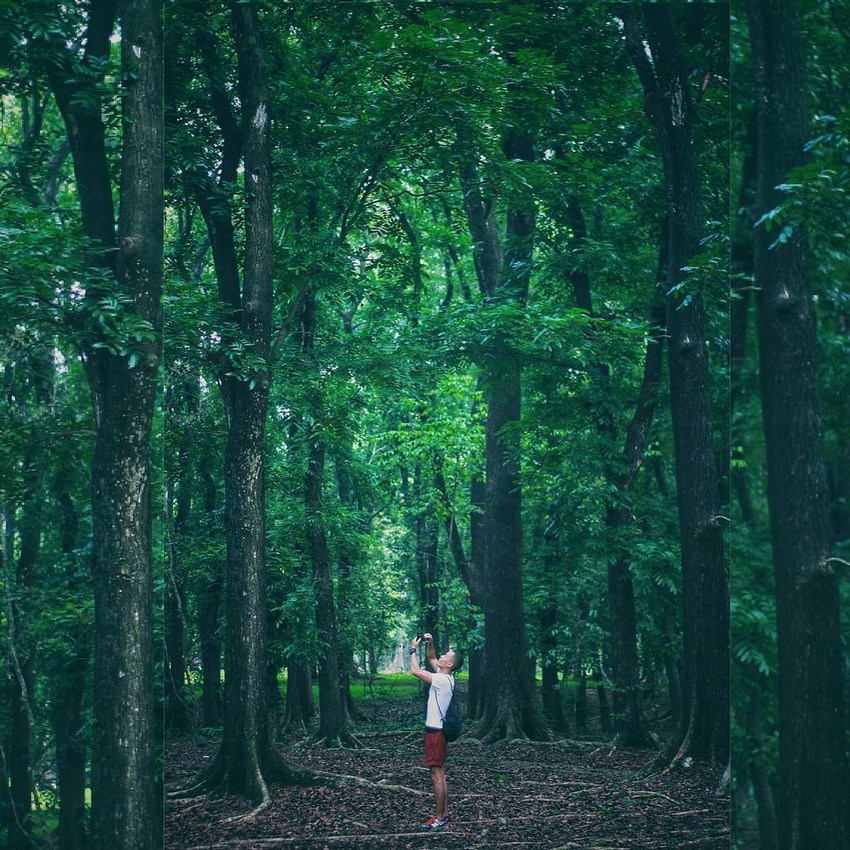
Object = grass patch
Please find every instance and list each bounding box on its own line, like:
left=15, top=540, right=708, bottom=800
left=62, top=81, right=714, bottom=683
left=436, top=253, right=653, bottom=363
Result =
left=349, top=672, right=422, bottom=702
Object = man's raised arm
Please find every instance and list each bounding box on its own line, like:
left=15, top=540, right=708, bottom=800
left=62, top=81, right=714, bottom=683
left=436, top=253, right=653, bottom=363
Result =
left=423, top=633, right=439, bottom=672
left=409, top=635, right=433, bottom=684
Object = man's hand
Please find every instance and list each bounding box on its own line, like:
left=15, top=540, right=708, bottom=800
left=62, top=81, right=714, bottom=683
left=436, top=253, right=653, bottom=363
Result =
left=411, top=635, right=422, bottom=650
left=423, top=633, right=439, bottom=671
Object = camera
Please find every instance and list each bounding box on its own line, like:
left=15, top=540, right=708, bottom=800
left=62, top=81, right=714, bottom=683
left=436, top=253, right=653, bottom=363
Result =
left=416, top=633, right=431, bottom=642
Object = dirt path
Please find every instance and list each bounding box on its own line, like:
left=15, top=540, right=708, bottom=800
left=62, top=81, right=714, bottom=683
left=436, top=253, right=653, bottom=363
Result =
left=165, top=709, right=728, bottom=850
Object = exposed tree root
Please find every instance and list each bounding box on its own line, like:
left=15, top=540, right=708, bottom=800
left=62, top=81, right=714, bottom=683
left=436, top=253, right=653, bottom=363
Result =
left=167, top=749, right=224, bottom=797
left=354, top=730, right=418, bottom=740
left=278, top=716, right=308, bottom=738
left=470, top=698, right=554, bottom=746
left=222, top=766, right=272, bottom=823
left=512, top=738, right=597, bottom=749
left=309, top=729, right=363, bottom=749
left=305, top=769, right=427, bottom=796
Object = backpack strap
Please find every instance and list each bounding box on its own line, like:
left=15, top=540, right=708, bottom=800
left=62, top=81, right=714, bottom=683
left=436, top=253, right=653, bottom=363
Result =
left=437, top=673, right=455, bottom=725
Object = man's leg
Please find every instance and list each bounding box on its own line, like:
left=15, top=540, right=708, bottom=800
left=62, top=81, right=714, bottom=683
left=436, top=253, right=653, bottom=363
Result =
left=430, top=766, right=448, bottom=819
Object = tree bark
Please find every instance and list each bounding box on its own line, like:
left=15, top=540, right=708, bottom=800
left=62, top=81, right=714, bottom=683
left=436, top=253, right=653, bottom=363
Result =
left=283, top=662, right=314, bottom=734
left=91, top=1, right=163, bottom=842
left=748, top=1, right=850, bottom=846
left=335, top=461, right=366, bottom=722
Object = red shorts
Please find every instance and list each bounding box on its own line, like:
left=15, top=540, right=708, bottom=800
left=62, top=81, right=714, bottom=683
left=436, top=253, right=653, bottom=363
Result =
left=424, top=730, right=447, bottom=767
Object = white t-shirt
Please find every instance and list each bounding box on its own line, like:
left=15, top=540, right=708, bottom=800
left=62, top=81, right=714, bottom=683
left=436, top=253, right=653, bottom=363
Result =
left=425, top=672, right=454, bottom=729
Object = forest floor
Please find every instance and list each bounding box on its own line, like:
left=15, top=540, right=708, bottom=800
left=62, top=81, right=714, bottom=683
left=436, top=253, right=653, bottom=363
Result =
left=165, top=690, right=729, bottom=850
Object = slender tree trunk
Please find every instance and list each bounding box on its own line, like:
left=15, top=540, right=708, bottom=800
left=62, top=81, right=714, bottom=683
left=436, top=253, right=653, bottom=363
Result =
left=658, top=599, right=682, bottom=731
left=748, top=1, right=850, bottom=846
left=166, top=463, right=192, bottom=733
left=595, top=668, right=613, bottom=736
left=415, top=509, right=440, bottom=649
left=306, top=435, right=350, bottom=746
left=198, top=465, right=222, bottom=729
left=9, top=652, right=35, bottom=850
left=540, top=604, right=569, bottom=735
left=574, top=667, right=587, bottom=732
left=466, top=475, right=486, bottom=720
left=731, top=110, right=759, bottom=530
left=52, top=469, right=88, bottom=850
left=747, top=692, right=779, bottom=850
left=283, top=662, right=314, bottom=733
left=8, top=356, right=51, bottom=850
left=335, top=462, right=366, bottom=722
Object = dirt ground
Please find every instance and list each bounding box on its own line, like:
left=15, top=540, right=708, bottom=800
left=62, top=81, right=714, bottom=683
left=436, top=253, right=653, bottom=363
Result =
left=165, top=696, right=729, bottom=850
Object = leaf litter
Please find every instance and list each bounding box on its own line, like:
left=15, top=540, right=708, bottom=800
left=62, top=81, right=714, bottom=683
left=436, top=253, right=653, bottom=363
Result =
left=166, top=696, right=729, bottom=850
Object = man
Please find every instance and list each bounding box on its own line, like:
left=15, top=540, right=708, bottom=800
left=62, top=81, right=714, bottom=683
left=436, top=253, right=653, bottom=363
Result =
left=409, top=632, right=464, bottom=831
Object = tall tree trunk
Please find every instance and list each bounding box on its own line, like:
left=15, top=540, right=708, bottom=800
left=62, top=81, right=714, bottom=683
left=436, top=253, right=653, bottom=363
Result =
left=91, top=2, right=163, bottom=842
left=166, top=464, right=191, bottom=734
left=748, top=1, right=850, bottom=846
left=731, top=110, right=759, bottom=530
left=181, top=2, right=319, bottom=806
left=465, top=474, right=486, bottom=721
left=48, top=2, right=163, bottom=842
left=595, top=667, right=613, bottom=736
left=625, top=5, right=729, bottom=767
left=297, top=289, right=350, bottom=747
left=458, top=123, right=549, bottom=742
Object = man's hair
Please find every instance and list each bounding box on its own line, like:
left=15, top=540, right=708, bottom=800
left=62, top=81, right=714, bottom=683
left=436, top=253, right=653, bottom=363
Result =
left=450, top=650, right=464, bottom=671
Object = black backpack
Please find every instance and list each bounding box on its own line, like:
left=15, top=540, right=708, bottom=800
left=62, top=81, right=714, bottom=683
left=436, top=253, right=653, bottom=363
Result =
left=440, top=677, right=463, bottom=742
